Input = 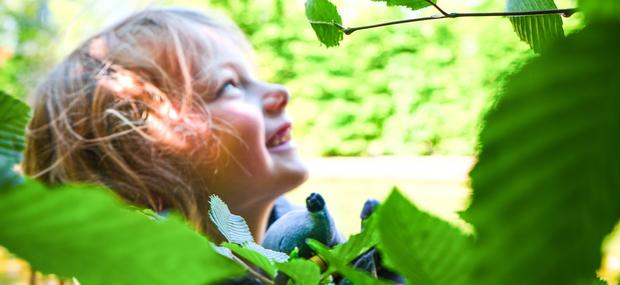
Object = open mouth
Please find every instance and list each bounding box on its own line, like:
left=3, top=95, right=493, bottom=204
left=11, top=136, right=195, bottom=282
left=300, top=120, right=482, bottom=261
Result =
left=266, top=124, right=291, bottom=148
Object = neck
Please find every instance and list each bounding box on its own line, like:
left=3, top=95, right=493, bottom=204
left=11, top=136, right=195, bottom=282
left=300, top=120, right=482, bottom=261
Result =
left=235, top=199, right=275, bottom=243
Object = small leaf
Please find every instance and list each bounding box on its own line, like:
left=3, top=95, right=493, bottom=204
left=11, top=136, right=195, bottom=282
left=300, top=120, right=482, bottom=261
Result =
left=331, top=215, right=379, bottom=265
left=212, top=243, right=235, bottom=258
left=276, top=258, right=321, bottom=285
left=376, top=188, right=471, bottom=285
left=371, top=0, right=435, bottom=11
left=245, top=241, right=289, bottom=263
left=506, top=0, right=564, bottom=53
left=224, top=242, right=278, bottom=278
left=0, top=180, right=245, bottom=285
left=336, top=267, right=390, bottom=285
left=208, top=195, right=254, bottom=244
left=289, top=247, right=300, bottom=258
left=0, top=90, right=30, bottom=164
left=305, top=0, right=344, bottom=47
left=307, top=239, right=391, bottom=285
left=209, top=195, right=288, bottom=269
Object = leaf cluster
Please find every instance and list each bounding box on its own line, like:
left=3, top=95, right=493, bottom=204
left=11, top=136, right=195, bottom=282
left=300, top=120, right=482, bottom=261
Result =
left=1, top=0, right=620, bottom=284
left=305, top=0, right=566, bottom=53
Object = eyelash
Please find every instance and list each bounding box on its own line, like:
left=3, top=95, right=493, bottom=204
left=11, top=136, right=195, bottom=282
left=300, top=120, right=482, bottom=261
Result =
left=216, top=79, right=241, bottom=98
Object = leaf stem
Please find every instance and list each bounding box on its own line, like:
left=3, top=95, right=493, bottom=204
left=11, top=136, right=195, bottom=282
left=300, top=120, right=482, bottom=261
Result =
left=339, top=8, right=577, bottom=35
left=230, top=255, right=274, bottom=285
left=425, top=0, right=449, bottom=17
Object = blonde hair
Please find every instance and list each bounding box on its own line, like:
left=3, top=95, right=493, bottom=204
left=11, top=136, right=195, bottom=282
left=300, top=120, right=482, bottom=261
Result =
left=23, top=7, right=251, bottom=232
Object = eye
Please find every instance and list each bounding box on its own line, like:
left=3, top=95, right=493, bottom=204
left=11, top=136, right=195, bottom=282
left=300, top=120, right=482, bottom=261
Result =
left=215, top=79, right=241, bottom=99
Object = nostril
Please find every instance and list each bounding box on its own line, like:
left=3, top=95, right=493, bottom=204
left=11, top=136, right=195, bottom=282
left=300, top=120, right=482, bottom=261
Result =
left=264, top=87, right=289, bottom=114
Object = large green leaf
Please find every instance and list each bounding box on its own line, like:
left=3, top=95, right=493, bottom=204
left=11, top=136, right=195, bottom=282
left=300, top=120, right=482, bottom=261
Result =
left=0, top=90, right=30, bottom=163
left=506, top=0, right=564, bottom=54
left=372, top=0, right=435, bottom=11
left=305, top=0, right=343, bottom=47
left=584, top=278, right=609, bottom=285
left=376, top=188, right=471, bottom=285
left=466, top=21, right=620, bottom=285
left=579, top=0, right=620, bottom=22
left=0, top=180, right=245, bottom=285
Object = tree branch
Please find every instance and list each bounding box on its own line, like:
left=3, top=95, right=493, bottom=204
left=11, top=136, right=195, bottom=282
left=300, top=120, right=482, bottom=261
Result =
left=338, top=7, right=578, bottom=35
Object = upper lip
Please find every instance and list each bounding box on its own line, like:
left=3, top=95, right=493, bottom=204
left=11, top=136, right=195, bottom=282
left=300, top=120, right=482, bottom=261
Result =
left=266, top=122, right=292, bottom=148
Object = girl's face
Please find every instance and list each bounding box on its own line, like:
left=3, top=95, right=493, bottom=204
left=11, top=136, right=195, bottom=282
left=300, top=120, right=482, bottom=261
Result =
left=190, top=31, right=308, bottom=207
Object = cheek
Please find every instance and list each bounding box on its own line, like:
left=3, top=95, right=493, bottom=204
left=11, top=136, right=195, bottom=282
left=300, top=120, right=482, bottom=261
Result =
left=213, top=103, right=264, bottom=145
left=208, top=103, right=269, bottom=171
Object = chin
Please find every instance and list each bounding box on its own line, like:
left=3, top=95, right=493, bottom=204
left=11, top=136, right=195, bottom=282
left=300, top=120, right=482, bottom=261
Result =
left=288, top=163, right=310, bottom=189
left=272, top=155, right=309, bottom=195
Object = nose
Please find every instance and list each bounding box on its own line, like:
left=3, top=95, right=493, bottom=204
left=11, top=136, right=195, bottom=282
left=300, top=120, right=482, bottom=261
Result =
left=262, top=84, right=290, bottom=115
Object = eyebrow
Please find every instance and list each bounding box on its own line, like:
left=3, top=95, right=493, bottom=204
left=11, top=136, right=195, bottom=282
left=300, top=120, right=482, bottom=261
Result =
left=220, top=60, right=257, bottom=82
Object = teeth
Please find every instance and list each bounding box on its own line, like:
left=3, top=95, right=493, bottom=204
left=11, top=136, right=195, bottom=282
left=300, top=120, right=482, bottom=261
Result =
left=268, top=131, right=291, bottom=148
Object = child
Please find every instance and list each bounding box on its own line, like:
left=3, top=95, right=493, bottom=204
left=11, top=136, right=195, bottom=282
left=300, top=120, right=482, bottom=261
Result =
left=22, top=7, right=309, bottom=243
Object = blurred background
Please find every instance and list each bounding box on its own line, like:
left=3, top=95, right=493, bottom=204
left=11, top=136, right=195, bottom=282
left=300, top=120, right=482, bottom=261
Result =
left=0, top=0, right=618, bottom=284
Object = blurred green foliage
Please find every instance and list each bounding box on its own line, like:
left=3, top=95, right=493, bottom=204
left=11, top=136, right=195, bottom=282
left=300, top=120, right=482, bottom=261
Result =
left=467, top=19, right=620, bottom=285
left=0, top=0, right=582, bottom=156
left=1, top=1, right=618, bottom=285
left=200, top=0, right=539, bottom=156
left=0, top=1, right=53, bottom=99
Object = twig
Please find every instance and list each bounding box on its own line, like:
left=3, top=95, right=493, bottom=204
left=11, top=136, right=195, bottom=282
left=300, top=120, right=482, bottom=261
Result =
left=337, top=8, right=577, bottom=35
left=230, top=255, right=274, bottom=284
left=425, top=0, right=449, bottom=16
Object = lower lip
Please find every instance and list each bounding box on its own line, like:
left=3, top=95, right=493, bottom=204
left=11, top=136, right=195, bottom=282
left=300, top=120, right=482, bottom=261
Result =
left=267, top=140, right=295, bottom=152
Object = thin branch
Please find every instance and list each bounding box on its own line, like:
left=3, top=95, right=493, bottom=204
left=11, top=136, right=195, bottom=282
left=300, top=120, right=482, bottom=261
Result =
left=425, top=0, right=449, bottom=16
left=338, top=8, right=577, bottom=35
left=230, top=255, right=274, bottom=285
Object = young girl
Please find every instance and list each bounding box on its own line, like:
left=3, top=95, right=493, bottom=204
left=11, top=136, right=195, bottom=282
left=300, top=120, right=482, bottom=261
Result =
left=22, top=7, right=308, bottom=243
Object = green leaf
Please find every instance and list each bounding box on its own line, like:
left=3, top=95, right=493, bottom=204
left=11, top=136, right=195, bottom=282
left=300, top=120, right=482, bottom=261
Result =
left=376, top=188, right=471, bottom=285
left=0, top=180, right=245, bottom=285
left=579, top=0, right=620, bottom=22
left=245, top=241, right=289, bottom=263
left=276, top=258, right=321, bottom=285
left=208, top=195, right=289, bottom=265
left=466, top=22, right=620, bottom=285
left=506, top=0, right=564, bottom=54
left=372, top=0, right=435, bottom=11
left=331, top=214, right=379, bottom=265
left=307, top=239, right=392, bottom=285
left=223, top=242, right=277, bottom=278
left=305, top=0, right=344, bottom=47
left=0, top=90, right=30, bottom=163
left=209, top=195, right=254, bottom=244
left=580, top=278, right=609, bottom=285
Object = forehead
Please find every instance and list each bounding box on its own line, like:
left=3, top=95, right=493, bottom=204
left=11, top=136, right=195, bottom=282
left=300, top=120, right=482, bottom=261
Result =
left=198, top=25, right=255, bottom=73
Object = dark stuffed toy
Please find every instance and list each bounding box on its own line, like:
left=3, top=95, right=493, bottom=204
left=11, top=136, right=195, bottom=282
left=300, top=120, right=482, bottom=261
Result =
left=262, top=193, right=403, bottom=285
